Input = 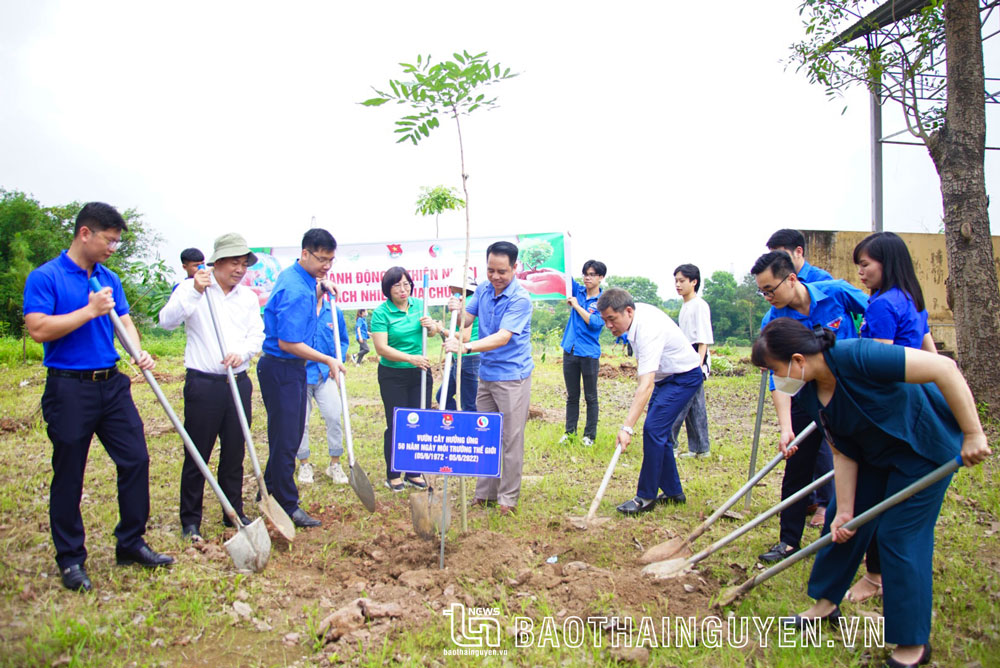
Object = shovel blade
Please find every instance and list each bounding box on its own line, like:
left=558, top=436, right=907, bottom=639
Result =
left=350, top=463, right=376, bottom=512
left=259, top=494, right=295, bottom=542
left=639, top=537, right=692, bottom=564
left=641, top=556, right=691, bottom=579
left=224, top=517, right=271, bottom=572
left=410, top=490, right=435, bottom=540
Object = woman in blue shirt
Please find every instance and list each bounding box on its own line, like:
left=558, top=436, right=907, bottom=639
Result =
left=751, top=319, right=989, bottom=668
left=848, top=232, right=937, bottom=604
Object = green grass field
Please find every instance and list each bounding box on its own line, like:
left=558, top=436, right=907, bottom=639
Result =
left=0, top=335, right=997, bottom=667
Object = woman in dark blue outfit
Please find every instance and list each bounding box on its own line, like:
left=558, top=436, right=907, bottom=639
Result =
left=751, top=319, right=990, bottom=668
left=848, top=231, right=937, bottom=604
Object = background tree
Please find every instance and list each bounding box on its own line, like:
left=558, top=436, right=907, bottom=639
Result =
left=414, top=185, right=465, bottom=238
left=604, top=275, right=661, bottom=306
left=702, top=271, right=770, bottom=345
left=790, top=0, right=999, bottom=412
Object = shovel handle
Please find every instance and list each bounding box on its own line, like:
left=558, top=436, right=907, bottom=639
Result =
left=687, top=422, right=818, bottom=544
left=720, top=454, right=962, bottom=607
left=88, top=277, right=244, bottom=529
left=327, top=293, right=357, bottom=468
left=420, top=274, right=429, bottom=409
left=584, top=444, right=622, bottom=521
left=744, top=369, right=769, bottom=509
left=439, top=309, right=460, bottom=410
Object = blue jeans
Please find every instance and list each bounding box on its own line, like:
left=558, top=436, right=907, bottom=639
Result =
left=437, top=355, right=481, bottom=412
left=636, top=368, right=703, bottom=500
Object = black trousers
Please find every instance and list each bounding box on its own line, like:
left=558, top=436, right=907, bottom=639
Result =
left=778, top=399, right=834, bottom=548
left=180, top=369, right=251, bottom=527
left=378, top=364, right=433, bottom=480
left=563, top=352, right=599, bottom=440
left=257, top=355, right=307, bottom=515
left=356, top=340, right=370, bottom=364
left=41, top=370, right=150, bottom=569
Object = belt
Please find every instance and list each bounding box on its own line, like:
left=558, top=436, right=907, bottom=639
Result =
left=262, top=353, right=306, bottom=366
left=186, top=368, right=248, bottom=382
left=48, top=367, right=119, bottom=381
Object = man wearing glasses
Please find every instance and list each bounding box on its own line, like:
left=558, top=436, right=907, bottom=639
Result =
left=751, top=250, right=867, bottom=563
left=559, top=260, right=607, bottom=446
left=23, top=202, right=174, bottom=593
left=257, top=228, right=347, bottom=528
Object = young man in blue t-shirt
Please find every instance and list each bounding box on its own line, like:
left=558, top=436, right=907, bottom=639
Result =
left=559, top=260, right=606, bottom=446
left=23, top=202, right=174, bottom=592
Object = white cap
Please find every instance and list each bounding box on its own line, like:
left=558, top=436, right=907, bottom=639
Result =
left=446, top=266, right=477, bottom=294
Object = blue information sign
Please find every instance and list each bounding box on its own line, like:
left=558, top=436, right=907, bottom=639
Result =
left=391, top=408, right=503, bottom=477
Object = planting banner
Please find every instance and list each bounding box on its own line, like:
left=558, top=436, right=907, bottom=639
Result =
left=244, top=232, right=570, bottom=309
left=390, top=408, right=503, bottom=477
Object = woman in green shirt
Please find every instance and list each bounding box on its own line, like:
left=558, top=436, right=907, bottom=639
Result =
left=370, top=266, right=442, bottom=491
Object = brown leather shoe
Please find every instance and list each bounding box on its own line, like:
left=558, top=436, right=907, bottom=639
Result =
left=498, top=504, right=517, bottom=516
left=472, top=498, right=497, bottom=508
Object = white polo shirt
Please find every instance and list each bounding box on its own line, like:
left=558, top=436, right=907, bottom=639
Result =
left=627, top=303, right=701, bottom=381
left=158, top=275, right=264, bottom=375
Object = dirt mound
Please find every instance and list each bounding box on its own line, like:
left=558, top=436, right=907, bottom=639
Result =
left=599, top=361, right=636, bottom=380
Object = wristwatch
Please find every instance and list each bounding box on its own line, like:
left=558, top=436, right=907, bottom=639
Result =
left=619, top=425, right=634, bottom=435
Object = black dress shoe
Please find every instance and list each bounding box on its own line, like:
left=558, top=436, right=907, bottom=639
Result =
left=61, top=564, right=92, bottom=592
left=884, top=642, right=932, bottom=668
left=616, top=496, right=656, bottom=515
left=222, top=514, right=252, bottom=528
left=759, top=541, right=799, bottom=563
left=656, top=492, right=687, bottom=505
left=182, top=524, right=202, bottom=540
left=291, top=508, right=322, bottom=528
left=403, top=475, right=428, bottom=490
left=116, top=544, right=175, bottom=568
left=788, top=605, right=842, bottom=629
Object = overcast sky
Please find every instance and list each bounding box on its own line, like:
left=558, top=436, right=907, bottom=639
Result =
left=2, top=1, right=997, bottom=297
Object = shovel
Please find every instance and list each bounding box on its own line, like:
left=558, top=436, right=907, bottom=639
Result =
left=640, top=422, right=818, bottom=564
left=644, top=469, right=834, bottom=579
left=411, top=309, right=460, bottom=540
left=202, top=285, right=295, bottom=542
left=329, top=294, right=376, bottom=512
left=89, top=277, right=269, bottom=572
left=716, top=454, right=962, bottom=608
left=744, top=369, right=769, bottom=510
left=568, top=444, right=623, bottom=529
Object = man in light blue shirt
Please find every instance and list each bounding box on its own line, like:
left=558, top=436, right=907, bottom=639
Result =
left=445, top=241, right=534, bottom=515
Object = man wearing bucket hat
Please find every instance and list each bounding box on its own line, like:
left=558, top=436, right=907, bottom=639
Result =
left=159, top=233, right=264, bottom=540
left=435, top=266, right=480, bottom=412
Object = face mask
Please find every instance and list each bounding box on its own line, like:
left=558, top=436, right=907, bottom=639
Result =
left=774, top=362, right=806, bottom=396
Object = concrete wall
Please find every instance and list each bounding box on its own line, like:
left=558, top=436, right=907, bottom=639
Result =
left=803, top=230, right=1000, bottom=351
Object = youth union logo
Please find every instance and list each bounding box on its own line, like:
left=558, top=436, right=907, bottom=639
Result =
left=442, top=413, right=454, bottom=427
left=477, top=416, right=489, bottom=428
left=407, top=412, right=419, bottom=425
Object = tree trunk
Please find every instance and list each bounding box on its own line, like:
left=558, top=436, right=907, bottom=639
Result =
left=926, top=0, right=1000, bottom=413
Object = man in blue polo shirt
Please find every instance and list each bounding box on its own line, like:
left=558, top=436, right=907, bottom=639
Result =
left=445, top=241, right=534, bottom=516
left=559, top=259, right=606, bottom=446
left=766, top=228, right=834, bottom=284
left=258, top=228, right=347, bottom=528
left=23, top=202, right=174, bottom=593
left=752, top=250, right=868, bottom=562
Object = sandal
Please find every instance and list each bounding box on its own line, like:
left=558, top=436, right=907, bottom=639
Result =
left=845, top=574, right=883, bottom=604
left=403, top=475, right=428, bottom=490
left=809, top=506, right=827, bottom=528
left=385, top=478, right=405, bottom=492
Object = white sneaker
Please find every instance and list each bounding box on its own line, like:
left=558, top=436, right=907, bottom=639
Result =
left=558, top=434, right=571, bottom=444
left=326, top=463, right=349, bottom=484
left=297, top=462, right=314, bottom=484
left=581, top=436, right=594, bottom=446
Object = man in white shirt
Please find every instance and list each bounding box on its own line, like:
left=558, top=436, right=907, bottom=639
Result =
left=159, top=233, right=265, bottom=540
left=672, top=264, right=713, bottom=458
left=597, top=288, right=703, bottom=515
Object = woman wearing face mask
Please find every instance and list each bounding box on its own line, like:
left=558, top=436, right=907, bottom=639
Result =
left=752, top=318, right=990, bottom=668
left=847, top=232, right=937, bottom=604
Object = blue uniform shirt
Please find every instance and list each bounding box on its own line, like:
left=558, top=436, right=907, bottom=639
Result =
left=860, top=287, right=929, bottom=349
left=796, top=260, right=833, bottom=283
left=356, top=317, right=369, bottom=342
left=761, top=279, right=869, bottom=390
left=305, top=298, right=349, bottom=384
left=560, top=280, right=604, bottom=358
left=23, top=251, right=130, bottom=370
left=262, top=261, right=319, bottom=359
left=466, top=277, right=534, bottom=382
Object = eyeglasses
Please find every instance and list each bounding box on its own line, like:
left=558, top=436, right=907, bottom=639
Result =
left=308, top=249, right=336, bottom=266
left=757, top=274, right=790, bottom=298
left=391, top=281, right=413, bottom=292
left=97, top=233, right=122, bottom=251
